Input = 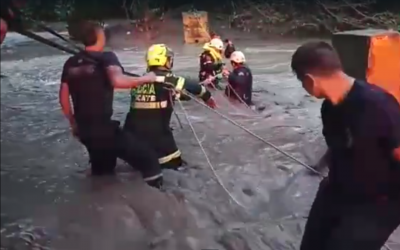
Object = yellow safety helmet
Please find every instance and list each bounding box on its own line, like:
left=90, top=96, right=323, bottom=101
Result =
left=146, top=44, right=174, bottom=68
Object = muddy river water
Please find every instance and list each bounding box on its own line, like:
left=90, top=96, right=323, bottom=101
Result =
left=1, top=30, right=399, bottom=250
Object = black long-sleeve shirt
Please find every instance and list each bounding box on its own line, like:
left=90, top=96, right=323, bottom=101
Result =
left=225, top=65, right=253, bottom=105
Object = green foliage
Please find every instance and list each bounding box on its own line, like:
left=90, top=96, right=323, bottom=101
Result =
left=398, top=15, right=400, bottom=32
left=17, top=0, right=400, bottom=23
left=21, top=0, right=75, bottom=21
left=54, top=0, right=75, bottom=21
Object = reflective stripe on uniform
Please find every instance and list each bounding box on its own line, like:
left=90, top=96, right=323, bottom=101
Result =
left=155, top=76, right=165, bottom=82
left=175, top=77, right=185, bottom=91
left=132, top=101, right=168, bottom=109
left=143, top=173, right=163, bottom=181
left=198, top=85, right=206, bottom=97
left=158, top=150, right=181, bottom=164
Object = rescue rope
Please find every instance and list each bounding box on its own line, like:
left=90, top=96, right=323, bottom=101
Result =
left=182, top=91, right=324, bottom=177
left=176, top=99, right=248, bottom=209
left=168, top=91, right=183, bottom=129
left=31, top=19, right=83, bottom=51
left=13, top=21, right=140, bottom=77
left=8, top=19, right=395, bottom=250
left=173, top=108, right=184, bottom=129
left=206, top=81, right=243, bottom=113
left=177, top=92, right=396, bottom=250
left=224, top=82, right=258, bottom=113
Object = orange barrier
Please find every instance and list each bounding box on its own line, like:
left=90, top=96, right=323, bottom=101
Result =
left=367, top=33, right=400, bottom=103
left=182, top=11, right=210, bottom=44
left=333, top=30, right=400, bottom=103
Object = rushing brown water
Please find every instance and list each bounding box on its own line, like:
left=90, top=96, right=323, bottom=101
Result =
left=1, top=26, right=399, bottom=250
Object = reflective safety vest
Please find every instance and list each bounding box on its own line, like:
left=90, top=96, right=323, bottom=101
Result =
left=125, top=69, right=182, bottom=165
left=200, top=43, right=224, bottom=75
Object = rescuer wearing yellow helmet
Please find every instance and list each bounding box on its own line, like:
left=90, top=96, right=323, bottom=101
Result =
left=123, top=44, right=216, bottom=170
left=199, top=38, right=226, bottom=89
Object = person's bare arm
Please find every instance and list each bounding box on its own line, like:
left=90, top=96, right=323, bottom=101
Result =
left=100, top=52, right=156, bottom=89
left=59, top=82, right=74, bottom=125
left=106, top=66, right=156, bottom=89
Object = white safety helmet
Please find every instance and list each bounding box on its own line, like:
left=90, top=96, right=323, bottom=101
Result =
left=230, top=51, right=246, bottom=63
left=209, top=38, right=224, bottom=51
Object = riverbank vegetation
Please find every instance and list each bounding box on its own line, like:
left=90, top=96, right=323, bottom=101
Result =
left=20, top=0, right=399, bottom=36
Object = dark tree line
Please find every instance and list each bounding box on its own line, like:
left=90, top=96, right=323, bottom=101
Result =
left=20, top=0, right=399, bottom=22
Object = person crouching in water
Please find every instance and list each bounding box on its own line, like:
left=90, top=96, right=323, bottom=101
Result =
left=124, top=44, right=216, bottom=170
left=223, top=51, right=253, bottom=106
left=199, top=38, right=225, bottom=89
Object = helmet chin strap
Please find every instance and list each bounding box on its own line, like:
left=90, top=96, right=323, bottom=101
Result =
left=167, top=57, right=174, bottom=69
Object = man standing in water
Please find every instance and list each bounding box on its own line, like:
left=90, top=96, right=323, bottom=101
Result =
left=124, top=44, right=216, bottom=170
left=59, top=21, right=163, bottom=189
left=291, top=41, right=400, bottom=250
left=223, top=51, right=253, bottom=106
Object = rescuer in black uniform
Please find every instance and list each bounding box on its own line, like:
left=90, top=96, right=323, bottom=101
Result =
left=223, top=51, right=253, bottom=106
left=59, top=21, right=164, bottom=188
left=199, top=38, right=225, bottom=89
left=123, top=44, right=216, bottom=170
left=291, top=41, right=400, bottom=250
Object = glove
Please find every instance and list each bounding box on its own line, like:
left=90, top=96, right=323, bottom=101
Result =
left=204, top=96, right=217, bottom=109
left=201, top=76, right=215, bottom=85
left=222, top=69, right=230, bottom=78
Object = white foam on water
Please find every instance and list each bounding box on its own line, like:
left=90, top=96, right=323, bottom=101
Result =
left=43, top=80, right=59, bottom=86
left=244, top=48, right=296, bottom=53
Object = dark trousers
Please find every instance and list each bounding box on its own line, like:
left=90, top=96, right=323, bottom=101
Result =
left=123, top=114, right=183, bottom=171
left=224, top=85, right=252, bottom=106
left=300, top=179, right=400, bottom=250
left=78, top=121, right=162, bottom=182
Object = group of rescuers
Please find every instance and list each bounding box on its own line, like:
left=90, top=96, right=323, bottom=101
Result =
left=2, top=10, right=400, bottom=250
left=58, top=22, right=253, bottom=188
left=57, top=23, right=400, bottom=250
